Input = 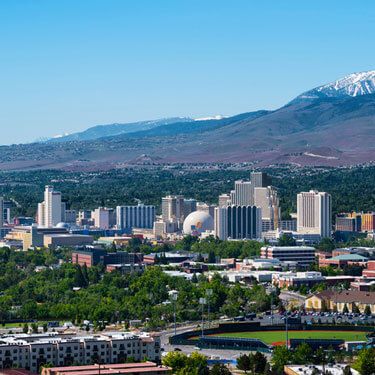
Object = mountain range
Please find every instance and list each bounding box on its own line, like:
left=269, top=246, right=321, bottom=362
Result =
left=1, top=70, right=374, bottom=171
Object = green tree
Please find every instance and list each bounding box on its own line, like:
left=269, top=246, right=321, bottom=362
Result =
left=22, top=323, right=29, bottom=334
left=278, top=234, right=296, bottom=246
left=162, top=351, right=189, bottom=372
left=293, top=343, right=313, bottom=365
left=364, top=305, right=371, bottom=316
left=31, top=322, right=38, bottom=333
left=251, top=352, right=268, bottom=374
left=209, top=364, right=232, bottom=375
left=352, top=303, right=360, bottom=314
left=352, top=348, right=375, bottom=375
left=343, top=365, right=352, bottom=375
left=272, top=346, right=292, bottom=373
left=317, top=238, right=335, bottom=252
left=237, top=354, right=252, bottom=374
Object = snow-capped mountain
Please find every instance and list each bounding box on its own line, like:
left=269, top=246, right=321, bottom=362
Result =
left=293, top=70, right=375, bottom=102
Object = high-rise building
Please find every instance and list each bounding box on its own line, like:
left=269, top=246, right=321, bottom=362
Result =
left=232, top=180, right=253, bottom=205
left=250, top=171, right=272, bottom=188
left=297, top=190, right=332, bottom=238
left=218, top=193, right=231, bottom=207
left=161, top=195, right=185, bottom=225
left=254, top=186, right=280, bottom=228
left=197, top=202, right=216, bottom=217
left=360, top=212, right=375, bottom=232
left=92, top=207, right=115, bottom=229
left=0, top=196, right=3, bottom=228
left=37, top=186, right=62, bottom=228
left=117, top=204, right=155, bottom=230
left=183, top=198, right=197, bottom=218
left=214, top=205, right=262, bottom=240
left=63, top=209, right=77, bottom=224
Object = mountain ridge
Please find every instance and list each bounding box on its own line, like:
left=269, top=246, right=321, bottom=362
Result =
left=1, top=70, right=374, bottom=170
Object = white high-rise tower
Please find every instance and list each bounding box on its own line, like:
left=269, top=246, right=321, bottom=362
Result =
left=297, top=190, right=332, bottom=238
left=38, top=186, right=62, bottom=227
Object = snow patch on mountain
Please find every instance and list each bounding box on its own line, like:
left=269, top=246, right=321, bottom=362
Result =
left=295, top=70, right=375, bottom=101
left=194, top=115, right=227, bottom=121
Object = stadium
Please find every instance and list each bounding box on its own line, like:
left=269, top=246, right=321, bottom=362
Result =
left=169, top=321, right=375, bottom=353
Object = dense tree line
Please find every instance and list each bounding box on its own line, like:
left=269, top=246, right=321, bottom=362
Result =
left=0, top=165, right=374, bottom=218
left=0, top=247, right=274, bottom=326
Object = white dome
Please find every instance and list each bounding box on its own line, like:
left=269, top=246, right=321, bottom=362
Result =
left=183, top=211, right=214, bottom=235
left=56, top=222, right=70, bottom=229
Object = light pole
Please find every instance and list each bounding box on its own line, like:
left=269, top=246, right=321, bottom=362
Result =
left=267, top=286, right=276, bottom=326
left=206, top=289, right=213, bottom=329
left=199, top=297, right=207, bottom=338
left=285, top=310, right=289, bottom=350
left=169, top=290, right=178, bottom=336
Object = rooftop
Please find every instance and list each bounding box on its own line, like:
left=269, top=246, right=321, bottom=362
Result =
left=311, top=290, right=375, bottom=304
left=330, top=254, right=368, bottom=261
left=44, top=362, right=170, bottom=375
left=285, top=364, right=359, bottom=375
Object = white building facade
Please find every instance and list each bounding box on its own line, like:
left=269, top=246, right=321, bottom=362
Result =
left=297, top=190, right=332, bottom=238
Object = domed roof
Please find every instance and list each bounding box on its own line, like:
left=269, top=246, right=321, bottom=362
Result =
left=183, top=210, right=214, bottom=235
left=56, top=222, right=70, bottom=229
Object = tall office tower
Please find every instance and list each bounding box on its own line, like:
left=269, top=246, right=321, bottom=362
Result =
left=0, top=197, right=3, bottom=228
left=254, top=186, right=280, bottom=229
left=92, top=207, right=115, bottom=229
left=250, top=171, right=272, bottom=188
left=197, top=202, right=216, bottom=217
left=214, top=205, right=262, bottom=240
left=218, top=193, right=231, bottom=208
left=37, top=202, right=45, bottom=227
left=117, top=204, right=155, bottom=230
left=77, top=210, right=92, bottom=226
left=64, top=210, right=77, bottom=224
left=360, top=212, right=375, bottom=232
left=183, top=199, right=197, bottom=218
left=38, top=186, right=62, bottom=228
left=161, top=195, right=185, bottom=224
left=232, top=180, right=253, bottom=205
left=297, top=190, right=332, bottom=238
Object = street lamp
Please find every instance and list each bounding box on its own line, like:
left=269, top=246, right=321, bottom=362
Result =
left=199, top=297, right=207, bottom=338
left=285, top=310, right=289, bottom=350
left=169, top=290, right=179, bottom=336
left=267, top=286, right=276, bottom=325
left=206, top=289, right=213, bottom=329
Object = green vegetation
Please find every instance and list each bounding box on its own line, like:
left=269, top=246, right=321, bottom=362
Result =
left=214, top=330, right=369, bottom=344
left=1, top=165, right=375, bottom=219
left=237, top=352, right=269, bottom=374
left=352, top=348, right=375, bottom=375
left=0, top=247, right=274, bottom=326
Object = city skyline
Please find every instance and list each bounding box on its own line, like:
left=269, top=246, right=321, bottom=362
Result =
left=1, top=0, right=375, bottom=144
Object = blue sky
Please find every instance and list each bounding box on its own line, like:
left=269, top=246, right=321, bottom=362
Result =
left=0, top=0, right=374, bottom=144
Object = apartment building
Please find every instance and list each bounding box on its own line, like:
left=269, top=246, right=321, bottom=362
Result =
left=0, top=332, right=161, bottom=373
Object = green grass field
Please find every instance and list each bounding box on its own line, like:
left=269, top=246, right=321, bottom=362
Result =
left=213, top=330, right=369, bottom=345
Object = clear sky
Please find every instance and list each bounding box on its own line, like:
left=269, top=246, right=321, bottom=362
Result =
left=1, top=0, right=374, bottom=144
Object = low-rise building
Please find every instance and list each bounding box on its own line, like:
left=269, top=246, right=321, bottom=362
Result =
left=318, top=253, right=368, bottom=268
left=41, top=362, right=171, bottom=375
left=305, top=290, right=375, bottom=314
left=72, top=248, right=144, bottom=268
left=44, top=234, right=94, bottom=248
left=261, top=246, right=316, bottom=268
left=273, top=271, right=325, bottom=288
left=363, top=260, right=375, bottom=278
